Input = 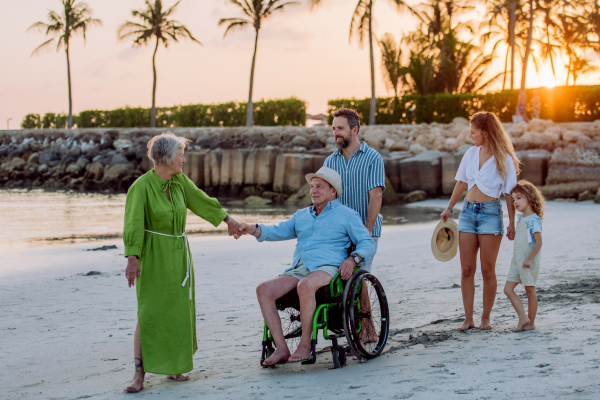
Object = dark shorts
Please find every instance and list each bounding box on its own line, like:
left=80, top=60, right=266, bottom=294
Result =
left=458, top=199, right=504, bottom=235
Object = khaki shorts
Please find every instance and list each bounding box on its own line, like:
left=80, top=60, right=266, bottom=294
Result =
left=282, top=259, right=339, bottom=280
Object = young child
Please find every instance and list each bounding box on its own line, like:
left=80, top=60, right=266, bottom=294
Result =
left=504, top=180, right=544, bottom=331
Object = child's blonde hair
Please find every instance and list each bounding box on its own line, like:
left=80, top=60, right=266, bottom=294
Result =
left=470, top=112, right=521, bottom=179
left=511, top=180, right=545, bottom=221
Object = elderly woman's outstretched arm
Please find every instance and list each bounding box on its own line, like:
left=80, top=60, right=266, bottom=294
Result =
left=180, top=174, right=241, bottom=238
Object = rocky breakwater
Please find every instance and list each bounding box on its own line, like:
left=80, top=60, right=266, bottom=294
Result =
left=0, top=130, right=151, bottom=192
left=2, top=118, right=600, bottom=205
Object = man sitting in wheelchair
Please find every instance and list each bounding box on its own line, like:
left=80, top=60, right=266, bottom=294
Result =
left=238, top=167, right=374, bottom=365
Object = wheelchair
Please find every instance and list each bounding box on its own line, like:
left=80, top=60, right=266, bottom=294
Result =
left=260, top=268, right=390, bottom=368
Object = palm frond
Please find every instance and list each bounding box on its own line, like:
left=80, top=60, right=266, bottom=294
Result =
left=30, top=38, right=57, bottom=56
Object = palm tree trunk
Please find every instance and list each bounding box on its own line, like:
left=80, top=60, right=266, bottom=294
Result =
left=66, top=43, right=73, bottom=129
left=520, top=0, right=534, bottom=90
left=503, top=46, right=509, bottom=90
left=508, top=1, right=517, bottom=90
left=247, top=29, right=259, bottom=127
left=368, top=0, right=376, bottom=125
left=566, top=58, right=571, bottom=86
left=547, top=30, right=556, bottom=79
left=151, top=36, right=159, bottom=128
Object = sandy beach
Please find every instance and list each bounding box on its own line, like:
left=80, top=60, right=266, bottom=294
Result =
left=1, top=199, right=599, bottom=399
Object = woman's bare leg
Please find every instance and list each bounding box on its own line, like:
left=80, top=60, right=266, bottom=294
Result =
left=458, top=232, right=478, bottom=331
left=478, top=234, right=502, bottom=330
left=125, top=322, right=145, bottom=393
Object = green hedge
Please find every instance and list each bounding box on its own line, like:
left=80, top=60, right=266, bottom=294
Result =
left=328, top=86, right=600, bottom=124
left=76, top=98, right=306, bottom=128
left=21, top=113, right=42, bottom=129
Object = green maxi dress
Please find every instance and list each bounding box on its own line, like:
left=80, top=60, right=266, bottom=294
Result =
left=123, top=170, right=227, bottom=375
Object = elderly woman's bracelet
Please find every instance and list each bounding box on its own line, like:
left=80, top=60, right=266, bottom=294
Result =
left=253, top=224, right=259, bottom=237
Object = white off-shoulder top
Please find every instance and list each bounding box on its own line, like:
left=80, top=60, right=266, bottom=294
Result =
left=455, top=146, right=517, bottom=198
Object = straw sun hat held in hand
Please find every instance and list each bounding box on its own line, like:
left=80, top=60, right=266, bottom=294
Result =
left=431, top=219, right=459, bottom=262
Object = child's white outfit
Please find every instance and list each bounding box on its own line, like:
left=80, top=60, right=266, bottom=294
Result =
left=507, top=213, right=542, bottom=286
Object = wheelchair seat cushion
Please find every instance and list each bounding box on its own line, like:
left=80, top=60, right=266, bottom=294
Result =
left=276, top=285, right=339, bottom=310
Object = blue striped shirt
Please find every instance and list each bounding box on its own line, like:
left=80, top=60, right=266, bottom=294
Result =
left=324, top=142, right=386, bottom=237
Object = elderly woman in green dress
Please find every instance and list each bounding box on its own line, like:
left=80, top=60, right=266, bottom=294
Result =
left=123, top=133, right=240, bottom=393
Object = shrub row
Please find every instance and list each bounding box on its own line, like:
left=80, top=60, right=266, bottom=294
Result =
left=328, top=86, right=600, bottom=124
left=21, top=98, right=307, bottom=128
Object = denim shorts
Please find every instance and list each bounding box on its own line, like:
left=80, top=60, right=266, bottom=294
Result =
left=457, top=199, right=504, bottom=235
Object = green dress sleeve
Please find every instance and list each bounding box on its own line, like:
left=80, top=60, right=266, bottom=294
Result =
left=123, top=181, right=146, bottom=258
left=180, top=174, right=228, bottom=227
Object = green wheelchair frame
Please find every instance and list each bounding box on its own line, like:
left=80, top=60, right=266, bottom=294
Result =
left=260, top=267, right=390, bottom=369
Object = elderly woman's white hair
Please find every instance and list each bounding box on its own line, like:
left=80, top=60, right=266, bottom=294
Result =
left=147, top=132, right=191, bottom=166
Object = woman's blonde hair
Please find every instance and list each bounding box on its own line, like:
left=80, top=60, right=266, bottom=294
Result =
left=511, top=180, right=545, bottom=221
left=147, top=132, right=190, bottom=166
left=470, top=112, right=521, bottom=179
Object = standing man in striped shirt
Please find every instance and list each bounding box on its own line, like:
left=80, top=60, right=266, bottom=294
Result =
left=324, top=108, right=385, bottom=272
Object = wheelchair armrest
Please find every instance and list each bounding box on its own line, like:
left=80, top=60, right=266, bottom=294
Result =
left=329, top=266, right=361, bottom=298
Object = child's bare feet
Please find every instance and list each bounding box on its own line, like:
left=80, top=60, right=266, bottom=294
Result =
left=523, top=322, right=536, bottom=331
left=513, top=317, right=531, bottom=332
left=479, top=318, right=492, bottom=330
left=458, top=319, right=476, bottom=331
left=167, top=374, right=190, bottom=382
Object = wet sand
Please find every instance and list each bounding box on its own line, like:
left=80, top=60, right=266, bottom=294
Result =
left=1, top=200, right=599, bottom=399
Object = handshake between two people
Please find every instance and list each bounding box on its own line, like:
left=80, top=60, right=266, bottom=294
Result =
left=223, top=216, right=261, bottom=240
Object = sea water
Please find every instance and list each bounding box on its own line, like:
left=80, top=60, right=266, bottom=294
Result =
left=0, top=188, right=446, bottom=252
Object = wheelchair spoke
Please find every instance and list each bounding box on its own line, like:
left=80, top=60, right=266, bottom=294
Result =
left=278, top=308, right=302, bottom=355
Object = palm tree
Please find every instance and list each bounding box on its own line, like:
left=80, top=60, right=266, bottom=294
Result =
left=402, top=51, right=435, bottom=95
left=378, top=33, right=404, bottom=96
left=118, top=0, right=200, bottom=128
left=219, top=0, right=298, bottom=127
left=568, top=51, right=599, bottom=84
left=28, top=0, right=101, bottom=129
left=481, top=0, right=529, bottom=90
left=312, top=0, right=420, bottom=125
left=534, top=0, right=561, bottom=81
left=483, top=0, right=522, bottom=90
left=554, top=13, right=590, bottom=85
left=519, top=0, right=535, bottom=91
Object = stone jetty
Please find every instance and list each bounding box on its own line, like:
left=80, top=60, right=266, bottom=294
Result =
left=1, top=118, right=599, bottom=204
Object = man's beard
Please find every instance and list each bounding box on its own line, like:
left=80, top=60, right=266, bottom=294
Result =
left=336, top=136, right=351, bottom=150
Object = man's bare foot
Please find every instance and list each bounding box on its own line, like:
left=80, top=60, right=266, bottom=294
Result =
left=513, top=317, right=531, bottom=332
left=479, top=318, right=492, bottom=330
left=125, top=375, right=144, bottom=393
left=458, top=320, right=476, bottom=331
left=288, top=344, right=311, bottom=362
left=523, top=322, right=536, bottom=331
left=167, top=374, right=190, bottom=382
left=262, top=347, right=291, bottom=366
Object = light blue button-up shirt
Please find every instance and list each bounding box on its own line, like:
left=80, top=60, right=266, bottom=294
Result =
left=256, top=199, right=375, bottom=273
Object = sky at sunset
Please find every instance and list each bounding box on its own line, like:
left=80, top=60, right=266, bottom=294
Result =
left=1, top=0, right=599, bottom=129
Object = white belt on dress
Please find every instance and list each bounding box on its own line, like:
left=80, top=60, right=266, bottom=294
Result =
left=144, top=229, right=192, bottom=300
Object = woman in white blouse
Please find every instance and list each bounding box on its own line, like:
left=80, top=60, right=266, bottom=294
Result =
left=440, top=112, right=520, bottom=331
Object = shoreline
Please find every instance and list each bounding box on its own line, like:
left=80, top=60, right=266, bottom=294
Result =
left=1, top=200, right=599, bottom=399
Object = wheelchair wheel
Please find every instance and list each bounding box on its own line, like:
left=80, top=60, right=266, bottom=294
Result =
left=332, top=346, right=347, bottom=369
left=342, top=270, right=389, bottom=360
left=278, top=307, right=302, bottom=355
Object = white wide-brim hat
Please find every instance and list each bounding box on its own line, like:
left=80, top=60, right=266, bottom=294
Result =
left=305, top=166, right=343, bottom=197
left=431, top=219, right=459, bottom=262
